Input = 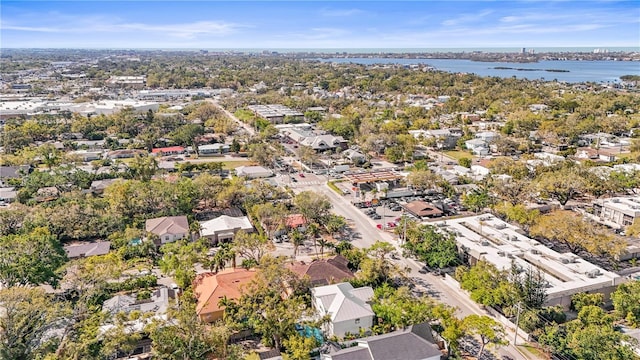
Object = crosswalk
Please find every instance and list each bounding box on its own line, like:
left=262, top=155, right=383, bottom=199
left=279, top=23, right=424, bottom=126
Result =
left=291, top=180, right=325, bottom=186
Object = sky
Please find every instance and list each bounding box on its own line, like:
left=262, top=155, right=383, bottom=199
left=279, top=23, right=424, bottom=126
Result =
left=1, top=1, right=639, bottom=49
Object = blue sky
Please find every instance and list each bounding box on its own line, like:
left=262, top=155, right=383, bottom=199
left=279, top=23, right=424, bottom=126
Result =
left=1, top=1, right=639, bottom=49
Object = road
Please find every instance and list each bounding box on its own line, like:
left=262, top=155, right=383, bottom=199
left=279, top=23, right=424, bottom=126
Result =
left=212, top=99, right=534, bottom=359
left=292, top=179, right=532, bottom=360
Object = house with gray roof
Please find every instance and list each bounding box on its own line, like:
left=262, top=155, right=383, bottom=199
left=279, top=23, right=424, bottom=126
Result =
left=311, top=282, right=375, bottom=338
left=145, top=216, right=189, bottom=246
left=64, top=241, right=111, bottom=258
left=321, top=322, right=441, bottom=360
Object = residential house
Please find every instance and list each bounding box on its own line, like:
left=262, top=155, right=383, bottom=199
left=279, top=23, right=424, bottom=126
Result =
left=199, top=144, right=230, bottom=156
left=272, top=213, right=307, bottom=237
left=342, top=149, right=366, bottom=164
left=475, top=131, right=499, bottom=143
left=464, top=138, right=489, bottom=156
left=151, top=146, right=185, bottom=156
left=64, top=241, right=111, bottom=259
left=235, top=166, right=273, bottom=179
left=200, top=215, right=254, bottom=245
left=321, top=322, right=442, bottom=360
left=101, top=287, right=174, bottom=356
left=145, top=216, right=190, bottom=246
left=69, top=150, right=103, bottom=162
left=194, top=268, right=258, bottom=322
left=311, top=282, right=375, bottom=338
left=90, top=178, right=121, bottom=194
left=107, top=149, right=146, bottom=160
left=288, top=255, right=355, bottom=286
left=0, top=187, right=17, bottom=203
left=0, top=165, right=31, bottom=186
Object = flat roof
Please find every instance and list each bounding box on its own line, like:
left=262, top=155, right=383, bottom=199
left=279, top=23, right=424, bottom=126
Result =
left=598, top=196, right=640, bottom=217
left=345, top=170, right=403, bottom=184
left=430, top=214, right=624, bottom=299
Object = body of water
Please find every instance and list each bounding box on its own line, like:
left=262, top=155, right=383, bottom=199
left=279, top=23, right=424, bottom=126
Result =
left=319, top=58, right=640, bottom=83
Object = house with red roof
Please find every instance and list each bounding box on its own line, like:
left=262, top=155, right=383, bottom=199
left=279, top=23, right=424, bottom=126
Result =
left=151, top=146, right=185, bottom=156
left=194, top=268, right=258, bottom=322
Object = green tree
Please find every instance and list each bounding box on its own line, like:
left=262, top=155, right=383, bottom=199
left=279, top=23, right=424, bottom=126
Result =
left=402, top=224, right=460, bottom=269
left=371, top=284, right=438, bottom=330
left=0, top=228, right=67, bottom=288
left=458, top=157, right=472, bottom=168
left=171, top=124, right=204, bottom=156
left=148, top=294, right=233, bottom=360
left=462, top=315, right=508, bottom=358
left=612, top=281, right=640, bottom=325
left=571, top=293, right=604, bottom=313
left=0, top=287, right=70, bottom=360
left=232, top=230, right=271, bottom=265
left=294, top=191, right=332, bottom=225
left=158, top=240, right=208, bottom=290
left=462, top=188, right=491, bottom=213
left=406, top=170, right=441, bottom=192
left=225, top=256, right=309, bottom=350
left=534, top=166, right=585, bottom=208
left=127, top=154, right=158, bottom=182
left=282, top=334, right=317, bottom=360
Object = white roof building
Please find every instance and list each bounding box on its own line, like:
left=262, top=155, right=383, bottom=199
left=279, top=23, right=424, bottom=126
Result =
left=312, top=282, right=375, bottom=338
left=200, top=215, right=254, bottom=244
left=235, top=166, right=273, bottom=179
left=594, top=196, right=640, bottom=227
left=430, top=214, right=625, bottom=310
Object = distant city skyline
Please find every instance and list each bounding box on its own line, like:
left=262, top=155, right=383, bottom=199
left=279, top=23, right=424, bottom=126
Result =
left=2, top=1, right=639, bottom=49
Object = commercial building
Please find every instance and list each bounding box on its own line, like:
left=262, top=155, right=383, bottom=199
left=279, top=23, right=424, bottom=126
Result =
left=247, top=104, right=304, bottom=124
left=430, top=214, right=625, bottom=309
left=593, top=196, right=640, bottom=227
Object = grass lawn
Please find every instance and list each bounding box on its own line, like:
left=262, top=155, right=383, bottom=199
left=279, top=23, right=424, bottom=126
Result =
left=221, top=160, right=256, bottom=169
left=443, top=150, right=474, bottom=161
left=519, top=344, right=547, bottom=359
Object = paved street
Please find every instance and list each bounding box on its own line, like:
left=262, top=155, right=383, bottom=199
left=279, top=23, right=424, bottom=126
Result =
left=213, top=99, right=534, bottom=360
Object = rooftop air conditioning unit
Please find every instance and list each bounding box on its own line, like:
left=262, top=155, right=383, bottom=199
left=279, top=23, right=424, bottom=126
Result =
left=611, top=198, right=620, bottom=203
left=495, top=223, right=506, bottom=230
left=560, top=257, right=570, bottom=264
left=511, top=235, right=519, bottom=241
left=481, top=241, right=490, bottom=246
left=531, top=249, right=540, bottom=255
left=586, top=270, right=599, bottom=278
left=498, top=251, right=506, bottom=257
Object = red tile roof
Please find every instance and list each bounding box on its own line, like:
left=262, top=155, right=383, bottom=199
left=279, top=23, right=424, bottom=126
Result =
left=151, top=146, right=185, bottom=154
left=194, top=268, right=257, bottom=319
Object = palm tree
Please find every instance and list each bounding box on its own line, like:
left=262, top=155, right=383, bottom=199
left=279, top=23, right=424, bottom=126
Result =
left=317, top=238, right=330, bottom=257
left=291, top=230, right=305, bottom=259
left=306, top=223, right=321, bottom=258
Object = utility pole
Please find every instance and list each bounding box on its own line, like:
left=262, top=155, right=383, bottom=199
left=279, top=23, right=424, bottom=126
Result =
left=514, top=301, right=522, bottom=346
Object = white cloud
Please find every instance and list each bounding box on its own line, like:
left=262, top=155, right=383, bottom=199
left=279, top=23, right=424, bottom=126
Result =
left=442, top=10, right=493, bottom=26
left=319, top=8, right=364, bottom=17
left=1, top=15, right=245, bottom=39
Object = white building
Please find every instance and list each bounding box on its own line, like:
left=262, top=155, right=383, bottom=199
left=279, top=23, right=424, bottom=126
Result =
left=465, top=138, right=489, bottom=156
left=593, top=196, right=640, bottom=227
left=311, top=282, right=375, bottom=338
left=200, top=215, right=254, bottom=244
left=235, top=166, right=273, bottom=179
left=431, top=214, right=625, bottom=310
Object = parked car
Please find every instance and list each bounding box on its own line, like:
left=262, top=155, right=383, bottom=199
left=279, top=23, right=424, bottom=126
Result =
left=299, top=173, right=305, bottom=178
left=376, top=224, right=383, bottom=229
